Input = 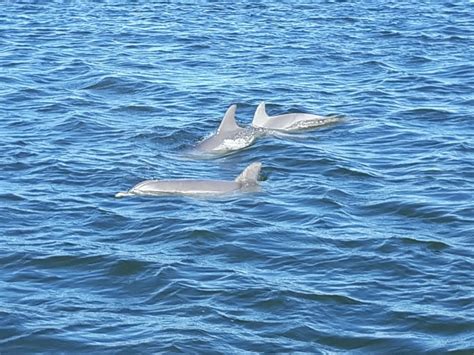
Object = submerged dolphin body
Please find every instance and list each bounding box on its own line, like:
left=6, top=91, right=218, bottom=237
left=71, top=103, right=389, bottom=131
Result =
left=252, top=102, right=340, bottom=131
left=194, top=104, right=261, bottom=155
left=115, top=162, right=262, bottom=198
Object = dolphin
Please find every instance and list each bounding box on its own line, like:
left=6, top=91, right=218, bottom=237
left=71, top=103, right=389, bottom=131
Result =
left=252, top=101, right=340, bottom=131
left=194, top=104, right=262, bottom=155
left=115, top=162, right=262, bottom=197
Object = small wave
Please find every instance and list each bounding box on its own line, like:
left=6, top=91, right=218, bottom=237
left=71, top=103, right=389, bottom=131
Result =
left=82, top=76, right=125, bottom=90
left=27, top=253, right=110, bottom=270
left=46, top=59, right=93, bottom=79
left=107, top=259, right=150, bottom=277
left=283, top=289, right=365, bottom=305
left=327, top=163, right=381, bottom=179
left=110, top=104, right=157, bottom=114
left=398, top=107, right=458, bottom=116
left=363, top=200, right=462, bottom=224
left=81, top=75, right=147, bottom=94
left=399, top=237, right=450, bottom=251
left=53, top=114, right=117, bottom=136
left=0, top=193, right=27, bottom=202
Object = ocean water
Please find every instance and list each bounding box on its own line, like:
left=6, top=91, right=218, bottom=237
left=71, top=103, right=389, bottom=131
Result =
left=1, top=1, right=473, bottom=353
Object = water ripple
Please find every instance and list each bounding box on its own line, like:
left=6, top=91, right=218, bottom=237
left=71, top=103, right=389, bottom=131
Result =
left=0, top=0, right=473, bottom=353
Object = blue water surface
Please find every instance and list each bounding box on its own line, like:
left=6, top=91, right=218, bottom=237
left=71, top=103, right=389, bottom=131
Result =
left=1, top=1, right=473, bottom=353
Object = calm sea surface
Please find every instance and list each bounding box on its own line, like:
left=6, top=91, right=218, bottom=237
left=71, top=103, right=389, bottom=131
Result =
left=1, top=1, right=473, bottom=353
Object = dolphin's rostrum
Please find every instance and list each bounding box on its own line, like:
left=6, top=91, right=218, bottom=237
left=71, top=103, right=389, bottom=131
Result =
left=115, top=162, right=262, bottom=197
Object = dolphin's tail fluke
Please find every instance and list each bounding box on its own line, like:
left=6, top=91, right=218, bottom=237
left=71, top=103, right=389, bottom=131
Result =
left=235, top=162, right=262, bottom=185
left=252, top=102, right=269, bottom=128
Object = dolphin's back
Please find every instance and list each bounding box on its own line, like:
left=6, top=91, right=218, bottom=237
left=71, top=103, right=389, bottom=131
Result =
left=252, top=101, right=337, bottom=131
left=116, top=162, right=262, bottom=198
left=194, top=104, right=256, bottom=154
left=269, top=113, right=327, bottom=130
left=130, top=179, right=240, bottom=195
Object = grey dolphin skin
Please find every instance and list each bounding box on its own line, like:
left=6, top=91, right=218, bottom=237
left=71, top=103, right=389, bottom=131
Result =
left=115, top=162, right=262, bottom=197
left=252, top=101, right=340, bottom=131
left=194, top=104, right=261, bottom=154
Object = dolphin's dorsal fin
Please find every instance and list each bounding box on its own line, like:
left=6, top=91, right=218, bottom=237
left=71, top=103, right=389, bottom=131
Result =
left=217, top=104, right=239, bottom=134
left=252, top=102, right=269, bottom=127
left=235, top=162, right=262, bottom=185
